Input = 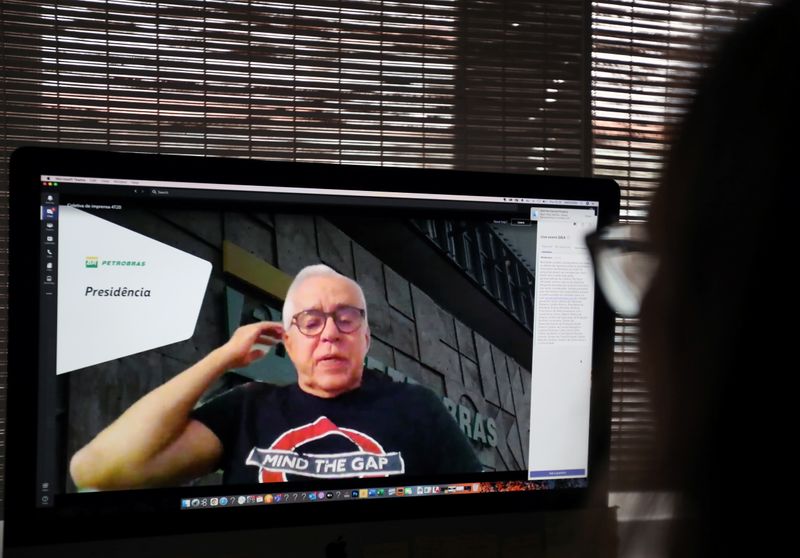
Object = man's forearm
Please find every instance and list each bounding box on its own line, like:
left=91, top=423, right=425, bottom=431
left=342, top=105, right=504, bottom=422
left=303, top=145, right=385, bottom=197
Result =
left=69, top=346, right=232, bottom=489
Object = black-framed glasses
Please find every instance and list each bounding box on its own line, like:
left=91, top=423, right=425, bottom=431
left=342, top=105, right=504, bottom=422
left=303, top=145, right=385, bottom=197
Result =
left=291, top=306, right=366, bottom=336
left=585, top=223, right=659, bottom=317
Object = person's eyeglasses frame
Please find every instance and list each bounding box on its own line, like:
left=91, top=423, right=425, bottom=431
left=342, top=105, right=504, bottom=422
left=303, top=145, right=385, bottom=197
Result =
left=290, top=306, right=366, bottom=337
left=585, top=223, right=658, bottom=318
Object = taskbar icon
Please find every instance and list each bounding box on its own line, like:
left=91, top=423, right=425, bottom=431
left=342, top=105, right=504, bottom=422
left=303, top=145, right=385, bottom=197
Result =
left=180, top=481, right=493, bottom=510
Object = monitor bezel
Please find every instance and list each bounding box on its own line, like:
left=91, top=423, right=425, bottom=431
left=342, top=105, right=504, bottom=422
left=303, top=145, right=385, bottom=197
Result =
left=6, top=146, right=619, bottom=548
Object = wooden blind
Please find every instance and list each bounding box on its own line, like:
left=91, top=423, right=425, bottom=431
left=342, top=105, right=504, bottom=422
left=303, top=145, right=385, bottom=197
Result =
left=453, top=0, right=589, bottom=174
left=591, top=0, right=772, bottom=489
left=1, top=1, right=461, bottom=165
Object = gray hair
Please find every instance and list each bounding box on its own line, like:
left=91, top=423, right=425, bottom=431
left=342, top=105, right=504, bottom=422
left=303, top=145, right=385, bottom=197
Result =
left=282, top=264, right=369, bottom=331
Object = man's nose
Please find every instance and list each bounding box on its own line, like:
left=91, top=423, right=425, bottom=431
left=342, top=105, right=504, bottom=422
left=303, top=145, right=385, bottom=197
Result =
left=319, top=315, right=341, bottom=340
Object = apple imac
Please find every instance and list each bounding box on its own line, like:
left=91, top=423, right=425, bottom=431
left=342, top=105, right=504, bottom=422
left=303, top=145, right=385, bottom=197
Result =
left=5, top=146, right=618, bottom=555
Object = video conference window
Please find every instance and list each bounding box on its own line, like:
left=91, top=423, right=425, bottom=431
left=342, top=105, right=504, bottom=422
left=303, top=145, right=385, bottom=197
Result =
left=55, top=203, right=535, bottom=493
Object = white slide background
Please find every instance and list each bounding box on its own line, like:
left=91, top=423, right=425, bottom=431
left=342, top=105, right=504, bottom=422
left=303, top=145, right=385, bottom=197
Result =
left=57, top=206, right=212, bottom=374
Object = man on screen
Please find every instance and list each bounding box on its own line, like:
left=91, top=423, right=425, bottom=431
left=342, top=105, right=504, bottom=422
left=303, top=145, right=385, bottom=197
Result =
left=70, top=264, right=481, bottom=489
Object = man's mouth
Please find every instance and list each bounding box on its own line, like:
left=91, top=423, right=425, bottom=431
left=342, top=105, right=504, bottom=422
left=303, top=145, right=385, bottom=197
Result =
left=317, top=354, right=347, bottom=364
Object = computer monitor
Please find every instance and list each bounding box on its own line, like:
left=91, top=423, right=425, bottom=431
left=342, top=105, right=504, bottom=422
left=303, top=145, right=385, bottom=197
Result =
left=5, top=146, right=618, bottom=554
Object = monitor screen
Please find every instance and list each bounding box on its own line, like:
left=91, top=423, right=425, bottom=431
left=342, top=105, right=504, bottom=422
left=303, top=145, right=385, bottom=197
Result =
left=6, top=147, right=618, bottom=551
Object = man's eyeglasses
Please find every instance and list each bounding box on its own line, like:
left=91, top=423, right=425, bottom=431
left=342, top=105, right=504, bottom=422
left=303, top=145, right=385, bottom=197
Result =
left=585, top=223, right=658, bottom=317
left=291, top=306, right=366, bottom=336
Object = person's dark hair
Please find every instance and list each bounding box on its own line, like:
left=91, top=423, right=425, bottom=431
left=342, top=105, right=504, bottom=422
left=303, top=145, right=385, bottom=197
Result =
left=641, top=1, right=799, bottom=556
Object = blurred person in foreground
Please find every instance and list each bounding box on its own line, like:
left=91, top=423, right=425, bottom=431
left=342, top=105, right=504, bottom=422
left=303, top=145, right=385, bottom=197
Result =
left=589, top=2, right=798, bottom=556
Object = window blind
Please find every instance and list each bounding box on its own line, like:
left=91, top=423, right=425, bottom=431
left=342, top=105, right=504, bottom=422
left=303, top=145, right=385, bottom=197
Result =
left=453, top=0, right=588, bottom=174
left=1, top=0, right=460, bottom=165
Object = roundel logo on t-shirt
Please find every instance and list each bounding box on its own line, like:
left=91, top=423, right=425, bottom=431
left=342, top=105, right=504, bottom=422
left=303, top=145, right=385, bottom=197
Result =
left=245, top=416, right=406, bottom=482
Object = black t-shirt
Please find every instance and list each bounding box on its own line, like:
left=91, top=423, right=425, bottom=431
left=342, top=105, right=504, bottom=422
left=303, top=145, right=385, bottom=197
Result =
left=191, top=376, right=482, bottom=484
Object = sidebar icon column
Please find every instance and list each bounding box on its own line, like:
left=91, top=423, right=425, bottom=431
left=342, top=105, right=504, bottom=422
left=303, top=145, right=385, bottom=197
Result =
left=38, top=187, right=59, bottom=507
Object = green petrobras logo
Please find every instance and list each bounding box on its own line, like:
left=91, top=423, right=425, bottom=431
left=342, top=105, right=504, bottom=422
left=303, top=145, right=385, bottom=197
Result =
left=84, top=256, right=145, bottom=268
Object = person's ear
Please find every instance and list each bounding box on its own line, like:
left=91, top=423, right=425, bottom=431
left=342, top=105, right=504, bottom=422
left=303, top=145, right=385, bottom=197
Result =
left=364, top=325, right=371, bottom=352
left=283, top=329, right=295, bottom=360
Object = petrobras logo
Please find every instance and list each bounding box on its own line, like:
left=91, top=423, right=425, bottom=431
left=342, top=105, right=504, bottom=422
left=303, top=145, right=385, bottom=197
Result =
left=84, top=256, right=146, bottom=268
